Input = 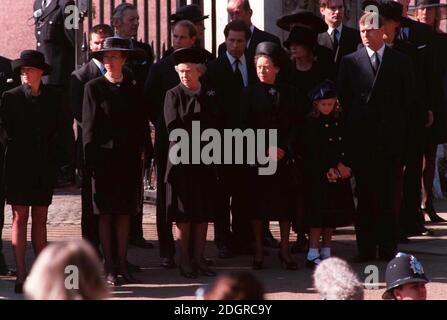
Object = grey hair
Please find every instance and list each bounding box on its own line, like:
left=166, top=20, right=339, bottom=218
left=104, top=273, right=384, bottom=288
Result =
left=313, top=257, right=364, bottom=300
left=175, top=63, right=207, bottom=74
left=112, top=3, right=137, bottom=24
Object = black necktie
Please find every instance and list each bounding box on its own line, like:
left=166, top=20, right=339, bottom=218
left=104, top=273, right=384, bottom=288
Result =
left=332, top=29, right=339, bottom=52
left=234, top=59, right=244, bottom=89
left=372, top=52, right=380, bottom=74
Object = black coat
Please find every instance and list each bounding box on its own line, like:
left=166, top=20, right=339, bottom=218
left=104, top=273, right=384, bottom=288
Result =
left=0, top=84, right=72, bottom=205
left=0, top=56, right=19, bottom=97
left=318, top=25, right=361, bottom=73
left=34, top=0, right=75, bottom=87
left=240, top=82, right=302, bottom=221
left=82, top=75, right=149, bottom=215
left=204, top=53, right=257, bottom=129
left=218, top=27, right=281, bottom=63
left=70, top=60, right=103, bottom=123
left=337, top=46, right=415, bottom=163
left=163, top=84, right=222, bottom=222
left=301, top=114, right=354, bottom=228
left=431, top=31, right=447, bottom=144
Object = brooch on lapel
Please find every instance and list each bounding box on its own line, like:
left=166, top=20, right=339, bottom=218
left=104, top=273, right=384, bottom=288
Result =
left=132, top=80, right=137, bottom=86
left=206, top=90, right=216, bottom=97
left=268, top=88, right=276, bottom=96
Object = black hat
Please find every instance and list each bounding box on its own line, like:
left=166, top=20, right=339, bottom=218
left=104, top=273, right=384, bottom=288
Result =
left=414, top=0, right=445, bottom=8
left=379, top=1, right=403, bottom=21
left=361, top=0, right=380, bottom=11
left=11, top=50, right=51, bottom=75
left=91, top=37, right=146, bottom=61
left=308, top=80, right=337, bottom=102
left=255, top=42, right=289, bottom=69
left=171, top=4, right=209, bottom=24
left=283, top=26, right=318, bottom=50
left=276, top=8, right=328, bottom=33
left=173, top=48, right=207, bottom=65
left=382, top=253, right=429, bottom=300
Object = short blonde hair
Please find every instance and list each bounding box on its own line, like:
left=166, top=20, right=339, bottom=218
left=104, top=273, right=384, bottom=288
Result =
left=24, top=240, right=109, bottom=300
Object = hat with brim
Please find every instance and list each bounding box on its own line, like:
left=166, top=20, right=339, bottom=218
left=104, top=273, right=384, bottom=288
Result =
left=379, top=1, right=404, bottom=22
left=11, top=50, right=51, bottom=76
left=171, top=4, right=209, bottom=24
left=409, top=0, right=447, bottom=18
left=283, top=26, right=318, bottom=50
left=173, top=48, right=207, bottom=65
left=91, top=37, right=146, bottom=61
left=276, top=8, right=328, bottom=33
left=382, top=253, right=429, bottom=300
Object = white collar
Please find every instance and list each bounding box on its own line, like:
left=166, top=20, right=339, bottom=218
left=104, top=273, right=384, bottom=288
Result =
left=327, top=24, right=343, bottom=36
left=366, top=44, right=386, bottom=59
left=226, top=51, right=247, bottom=66
left=92, top=58, right=105, bottom=71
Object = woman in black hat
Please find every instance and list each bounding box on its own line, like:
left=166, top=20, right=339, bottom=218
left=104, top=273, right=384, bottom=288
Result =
left=164, top=48, right=220, bottom=278
left=240, top=41, right=302, bottom=270
left=283, top=26, right=335, bottom=113
left=412, top=0, right=447, bottom=33
left=0, top=50, right=72, bottom=293
left=82, top=37, right=149, bottom=285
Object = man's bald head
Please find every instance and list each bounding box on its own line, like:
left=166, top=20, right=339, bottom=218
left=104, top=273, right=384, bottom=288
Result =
left=227, top=0, right=253, bottom=27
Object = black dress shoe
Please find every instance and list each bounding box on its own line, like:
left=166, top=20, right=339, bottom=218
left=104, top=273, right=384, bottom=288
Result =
left=420, top=227, right=435, bottom=236
left=14, top=282, right=23, bottom=294
left=202, top=257, right=215, bottom=267
left=127, top=261, right=141, bottom=273
left=279, top=252, right=298, bottom=270
left=427, top=212, right=446, bottom=223
left=196, top=265, right=217, bottom=277
left=129, top=238, right=154, bottom=249
left=306, top=256, right=321, bottom=269
left=263, top=236, right=279, bottom=248
left=218, top=246, right=233, bottom=259
left=0, top=267, right=16, bottom=276
left=161, top=257, right=177, bottom=269
left=105, top=274, right=118, bottom=286
left=179, top=265, right=198, bottom=279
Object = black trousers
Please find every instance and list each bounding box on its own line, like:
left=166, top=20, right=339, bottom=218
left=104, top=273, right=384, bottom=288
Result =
left=399, top=146, right=425, bottom=234
left=354, top=155, right=400, bottom=258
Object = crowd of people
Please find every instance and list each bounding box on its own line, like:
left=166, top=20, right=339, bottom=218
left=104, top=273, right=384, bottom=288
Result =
left=0, top=0, right=446, bottom=299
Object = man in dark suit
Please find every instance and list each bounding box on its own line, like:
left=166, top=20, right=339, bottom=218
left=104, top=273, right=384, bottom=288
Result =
left=112, top=3, right=154, bottom=92
left=34, top=0, right=75, bottom=87
left=144, top=20, right=199, bottom=268
left=217, top=0, right=281, bottom=63
left=70, top=24, right=113, bottom=257
left=111, top=3, right=155, bottom=249
left=338, top=12, right=415, bottom=262
left=318, top=0, right=361, bottom=72
left=0, top=56, right=19, bottom=275
left=205, top=21, right=258, bottom=258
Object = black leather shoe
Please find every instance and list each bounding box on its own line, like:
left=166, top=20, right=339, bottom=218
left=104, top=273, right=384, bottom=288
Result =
left=202, top=257, right=215, bottom=267
left=129, top=238, right=154, bottom=249
left=161, top=257, right=177, bottom=269
left=420, top=227, right=435, bottom=236
left=279, top=252, right=298, bottom=270
left=127, top=261, right=141, bottom=273
left=14, top=282, right=23, bottom=294
left=427, top=211, right=446, bottom=223
left=0, top=267, right=16, bottom=276
left=196, top=265, right=217, bottom=277
left=306, top=256, right=321, bottom=269
left=263, top=235, right=279, bottom=248
left=179, top=265, right=198, bottom=279
left=218, top=246, right=233, bottom=259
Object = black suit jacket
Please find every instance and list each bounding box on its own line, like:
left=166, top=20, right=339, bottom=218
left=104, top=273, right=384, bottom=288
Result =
left=128, top=39, right=154, bottom=92
left=318, top=25, right=361, bottom=71
left=205, top=53, right=257, bottom=129
left=0, top=56, right=19, bottom=98
left=337, top=46, right=415, bottom=163
left=34, top=0, right=75, bottom=87
left=70, top=60, right=103, bottom=123
left=218, top=27, right=281, bottom=62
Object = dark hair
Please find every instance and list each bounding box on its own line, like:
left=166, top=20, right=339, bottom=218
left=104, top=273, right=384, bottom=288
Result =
left=307, top=98, right=342, bottom=119
left=112, top=3, right=137, bottom=22
left=224, top=20, right=252, bottom=40
left=173, top=20, right=198, bottom=38
left=90, top=24, right=113, bottom=40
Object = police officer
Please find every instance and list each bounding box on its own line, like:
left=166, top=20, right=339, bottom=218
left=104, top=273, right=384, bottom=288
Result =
left=383, top=252, right=429, bottom=300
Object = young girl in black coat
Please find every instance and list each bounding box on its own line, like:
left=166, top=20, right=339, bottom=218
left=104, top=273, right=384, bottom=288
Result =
left=301, top=80, right=355, bottom=268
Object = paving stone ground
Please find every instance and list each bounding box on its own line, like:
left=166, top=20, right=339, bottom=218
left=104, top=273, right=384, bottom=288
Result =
left=1, top=186, right=446, bottom=300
